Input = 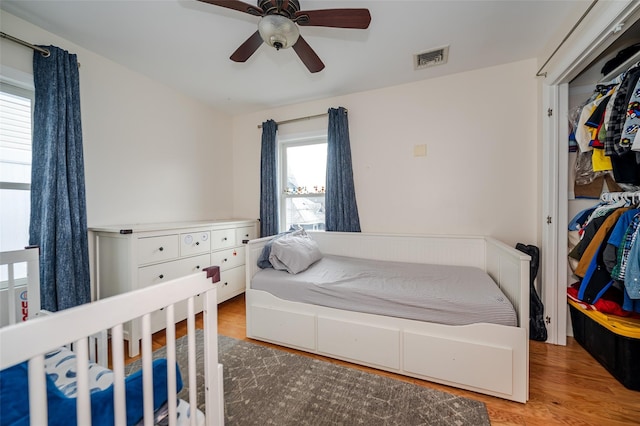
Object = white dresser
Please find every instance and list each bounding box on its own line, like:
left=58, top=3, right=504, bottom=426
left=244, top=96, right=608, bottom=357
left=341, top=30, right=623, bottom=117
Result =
left=90, top=219, right=258, bottom=356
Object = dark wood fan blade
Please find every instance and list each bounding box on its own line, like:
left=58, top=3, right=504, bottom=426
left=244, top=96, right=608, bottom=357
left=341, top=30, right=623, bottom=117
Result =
left=292, top=35, right=325, bottom=73
left=230, top=31, right=264, bottom=62
left=294, top=9, right=371, bottom=29
left=197, top=0, right=263, bottom=17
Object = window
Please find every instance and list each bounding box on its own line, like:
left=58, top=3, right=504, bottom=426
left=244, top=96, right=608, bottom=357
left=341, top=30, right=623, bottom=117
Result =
left=279, top=136, right=327, bottom=232
left=0, top=82, right=34, bottom=282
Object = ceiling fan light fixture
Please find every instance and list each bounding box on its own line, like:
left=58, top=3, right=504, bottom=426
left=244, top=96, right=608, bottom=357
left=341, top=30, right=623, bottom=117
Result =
left=258, top=14, right=299, bottom=50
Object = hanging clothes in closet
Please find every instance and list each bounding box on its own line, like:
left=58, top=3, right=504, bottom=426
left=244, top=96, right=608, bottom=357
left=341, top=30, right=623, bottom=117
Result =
left=570, top=48, right=640, bottom=198
left=567, top=192, right=640, bottom=316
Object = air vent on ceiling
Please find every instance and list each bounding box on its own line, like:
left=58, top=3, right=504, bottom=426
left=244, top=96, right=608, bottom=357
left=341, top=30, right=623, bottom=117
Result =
left=414, top=46, right=449, bottom=70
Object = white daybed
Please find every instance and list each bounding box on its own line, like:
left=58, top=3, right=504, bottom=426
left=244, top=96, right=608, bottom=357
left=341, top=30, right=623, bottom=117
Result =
left=245, top=231, right=530, bottom=403
left=0, top=248, right=224, bottom=425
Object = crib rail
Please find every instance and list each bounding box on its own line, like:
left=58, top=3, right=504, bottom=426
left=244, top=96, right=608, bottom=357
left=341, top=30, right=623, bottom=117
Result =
left=0, top=247, right=40, bottom=326
left=0, top=271, right=223, bottom=425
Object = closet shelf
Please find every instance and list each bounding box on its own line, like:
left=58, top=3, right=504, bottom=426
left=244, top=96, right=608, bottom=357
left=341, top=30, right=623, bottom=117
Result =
left=599, top=50, right=640, bottom=82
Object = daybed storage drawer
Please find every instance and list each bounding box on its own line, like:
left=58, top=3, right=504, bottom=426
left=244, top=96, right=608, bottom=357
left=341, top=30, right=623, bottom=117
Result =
left=250, top=305, right=315, bottom=350
left=137, top=234, right=179, bottom=265
left=403, top=330, right=513, bottom=395
left=317, top=316, right=400, bottom=369
left=211, top=247, right=245, bottom=271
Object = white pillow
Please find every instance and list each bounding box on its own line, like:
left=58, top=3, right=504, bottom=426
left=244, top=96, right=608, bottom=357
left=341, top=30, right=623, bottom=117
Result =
left=268, top=233, right=322, bottom=274
left=257, top=227, right=306, bottom=269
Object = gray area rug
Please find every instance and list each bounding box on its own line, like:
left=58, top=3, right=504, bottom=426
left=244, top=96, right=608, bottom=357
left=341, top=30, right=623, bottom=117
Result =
left=126, top=330, right=491, bottom=425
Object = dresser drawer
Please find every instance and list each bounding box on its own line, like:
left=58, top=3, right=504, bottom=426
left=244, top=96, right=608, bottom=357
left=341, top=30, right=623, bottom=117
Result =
left=150, top=294, right=204, bottom=334
left=211, top=247, right=245, bottom=271
left=137, top=234, right=179, bottom=265
left=211, top=229, right=236, bottom=250
left=235, top=226, right=257, bottom=244
left=138, top=254, right=210, bottom=289
left=217, top=266, right=245, bottom=302
left=180, top=231, right=211, bottom=256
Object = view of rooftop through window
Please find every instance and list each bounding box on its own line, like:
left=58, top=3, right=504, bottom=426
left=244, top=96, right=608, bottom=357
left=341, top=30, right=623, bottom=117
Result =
left=281, top=140, right=327, bottom=231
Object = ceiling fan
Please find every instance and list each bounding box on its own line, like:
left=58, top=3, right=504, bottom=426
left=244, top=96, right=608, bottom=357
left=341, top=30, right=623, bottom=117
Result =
left=197, top=0, right=371, bottom=73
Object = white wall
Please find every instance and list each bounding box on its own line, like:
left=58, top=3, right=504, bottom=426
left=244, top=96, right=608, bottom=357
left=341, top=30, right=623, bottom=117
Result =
left=1, top=12, right=234, bottom=227
left=232, top=59, right=540, bottom=247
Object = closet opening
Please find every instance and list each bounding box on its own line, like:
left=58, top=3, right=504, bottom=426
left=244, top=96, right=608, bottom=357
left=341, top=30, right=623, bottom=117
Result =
left=541, top=1, right=640, bottom=346
left=566, top=18, right=640, bottom=329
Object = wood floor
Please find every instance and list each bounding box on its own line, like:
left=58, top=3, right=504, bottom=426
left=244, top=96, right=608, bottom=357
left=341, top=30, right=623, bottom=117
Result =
left=135, top=294, right=640, bottom=426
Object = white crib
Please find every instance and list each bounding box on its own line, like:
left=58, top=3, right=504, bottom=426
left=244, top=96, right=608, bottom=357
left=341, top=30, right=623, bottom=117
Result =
left=0, top=248, right=224, bottom=425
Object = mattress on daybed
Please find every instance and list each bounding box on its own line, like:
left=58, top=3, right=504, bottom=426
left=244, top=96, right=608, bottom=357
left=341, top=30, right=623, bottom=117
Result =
left=252, top=255, right=517, bottom=327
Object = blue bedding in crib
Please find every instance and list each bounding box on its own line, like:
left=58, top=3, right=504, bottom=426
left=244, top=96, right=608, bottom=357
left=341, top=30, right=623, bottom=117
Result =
left=0, top=347, right=182, bottom=426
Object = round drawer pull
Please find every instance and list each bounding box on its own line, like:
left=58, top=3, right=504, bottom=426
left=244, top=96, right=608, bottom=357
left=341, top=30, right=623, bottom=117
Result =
left=196, top=242, right=200, bottom=246
left=224, top=282, right=228, bottom=286
left=159, top=247, right=164, bottom=252
left=159, top=274, right=164, bottom=279
left=196, top=265, right=200, bottom=269
left=222, top=237, right=227, bottom=241
left=223, top=258, right=228, bottom=262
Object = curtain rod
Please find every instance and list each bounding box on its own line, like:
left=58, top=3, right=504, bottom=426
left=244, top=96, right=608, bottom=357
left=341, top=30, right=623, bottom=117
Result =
left=0, top=32, right=50, bottom=57
left=257, top=108, right=348, bottom=129
left=535, top=0, right=599, bottom=78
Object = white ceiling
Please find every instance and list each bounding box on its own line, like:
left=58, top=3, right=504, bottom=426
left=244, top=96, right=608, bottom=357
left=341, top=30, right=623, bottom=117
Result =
left=1, top=0, right=588, bottom=115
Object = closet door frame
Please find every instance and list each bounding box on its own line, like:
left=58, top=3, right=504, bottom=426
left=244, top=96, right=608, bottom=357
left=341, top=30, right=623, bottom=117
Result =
left=542, top=82, right=569, bottom=346
left=541, top=0, right=640, bottom=345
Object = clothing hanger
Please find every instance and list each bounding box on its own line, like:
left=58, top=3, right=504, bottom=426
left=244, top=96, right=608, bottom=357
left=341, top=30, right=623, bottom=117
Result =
left=600, top=191, right=640, bottom=205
